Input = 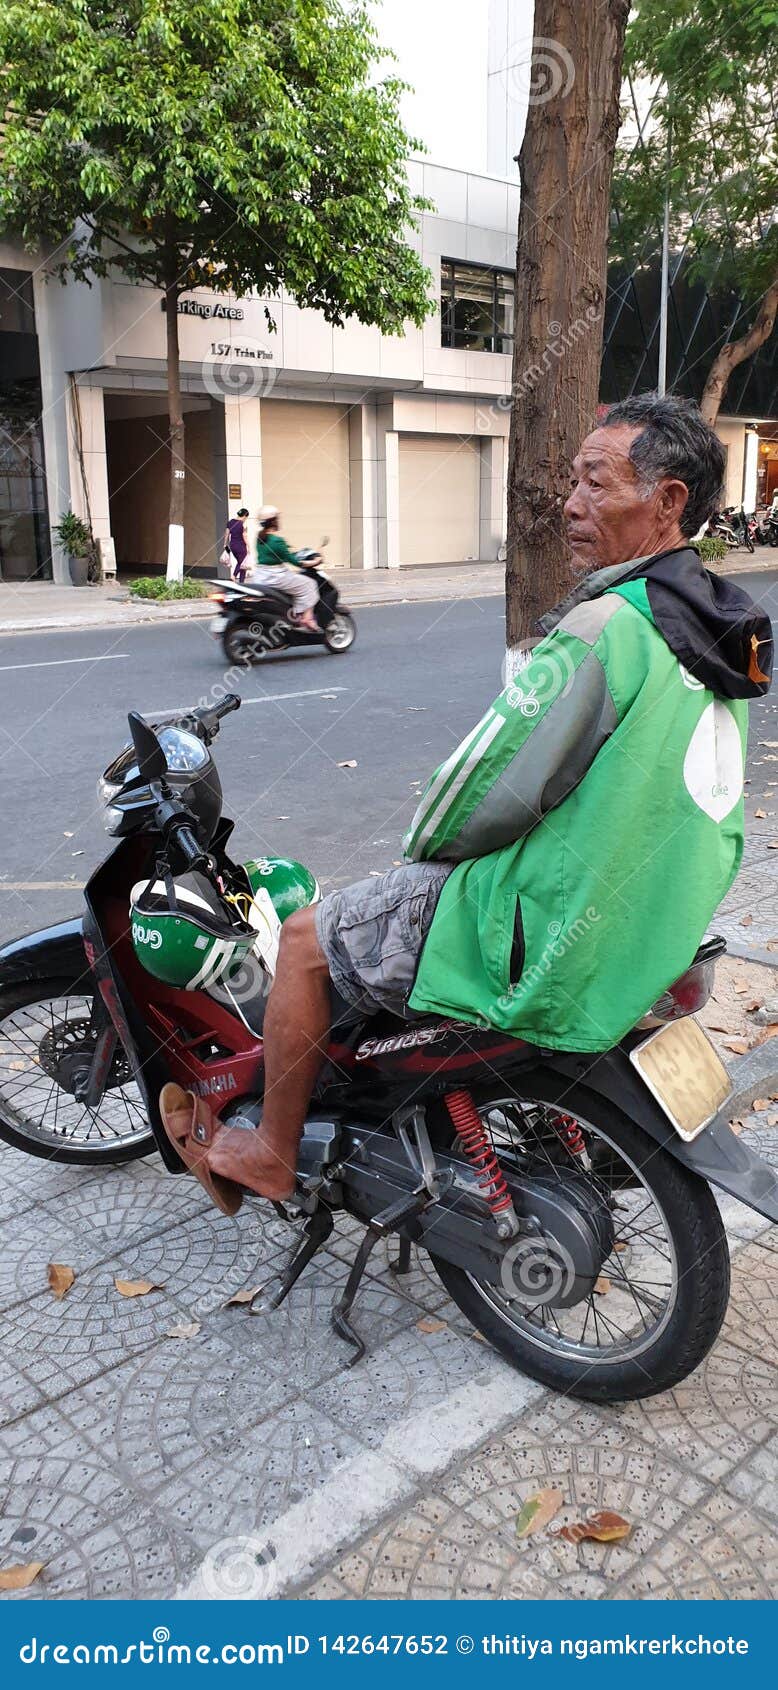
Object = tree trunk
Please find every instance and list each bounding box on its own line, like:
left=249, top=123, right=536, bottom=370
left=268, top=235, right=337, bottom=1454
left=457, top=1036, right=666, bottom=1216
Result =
left=505, top=0, right=630, bottom=670
left=700, top=274, right=778, bottom=426
left=164, top=250, right=185, bottom=583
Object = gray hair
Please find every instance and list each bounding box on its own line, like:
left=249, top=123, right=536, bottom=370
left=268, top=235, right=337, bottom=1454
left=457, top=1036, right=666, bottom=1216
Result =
left=601, top=394, right=725, bottom=537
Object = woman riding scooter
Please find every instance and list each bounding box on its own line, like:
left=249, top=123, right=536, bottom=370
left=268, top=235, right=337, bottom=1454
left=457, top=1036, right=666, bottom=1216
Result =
left=251, top=506, right=319, bottom=632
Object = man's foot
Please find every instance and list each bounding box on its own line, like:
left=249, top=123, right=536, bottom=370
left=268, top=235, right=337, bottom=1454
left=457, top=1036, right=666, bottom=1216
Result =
left=159, top=1083, right=243, bottom=1216
left=208, top=1122, right=296, bottom=1202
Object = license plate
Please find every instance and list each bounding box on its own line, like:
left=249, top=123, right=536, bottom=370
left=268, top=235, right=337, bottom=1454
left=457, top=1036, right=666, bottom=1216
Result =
left=210, top=615, right=227, bottom=633
left=629, top=1017, right=732, bottom=1141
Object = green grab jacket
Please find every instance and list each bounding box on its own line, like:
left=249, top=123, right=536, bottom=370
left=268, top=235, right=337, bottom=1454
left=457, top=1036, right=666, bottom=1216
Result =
left=403, top=548, right=772, bottom=1052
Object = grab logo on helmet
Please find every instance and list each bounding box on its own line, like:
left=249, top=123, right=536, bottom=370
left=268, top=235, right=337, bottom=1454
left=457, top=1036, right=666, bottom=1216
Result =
left=132, top=921, right=162, bottom=950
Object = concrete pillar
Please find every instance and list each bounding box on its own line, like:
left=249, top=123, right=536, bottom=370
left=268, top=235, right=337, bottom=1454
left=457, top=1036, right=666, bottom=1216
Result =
left=348, top=403, right=380, bottom=569
left=33, top=277, right=72, bottom=584
left=377, top=423, right=400, bottom=569
left=66, top=383, right=116, bottom=573
left=479, top=434, right=507, bottom=561
left=224, top=396, right=263, bottom=554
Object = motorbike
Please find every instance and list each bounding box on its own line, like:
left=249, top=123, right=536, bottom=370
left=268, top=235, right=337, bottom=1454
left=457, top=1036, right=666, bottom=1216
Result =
left=727, top=506, right=756, bottom=553
left=208, top=542, right=356, bottom=665
left=1, top=697, right=776, bottom=1403
left=708, top=509, right=743, bottom=550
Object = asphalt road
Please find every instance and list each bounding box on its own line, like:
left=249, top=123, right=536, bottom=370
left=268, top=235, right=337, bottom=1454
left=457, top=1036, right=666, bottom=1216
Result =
left=0, top=569, right=776, bottom=945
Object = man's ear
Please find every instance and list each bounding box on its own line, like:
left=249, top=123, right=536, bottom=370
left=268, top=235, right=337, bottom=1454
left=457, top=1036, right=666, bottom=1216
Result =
left=658, top=478, right=690, bottom=525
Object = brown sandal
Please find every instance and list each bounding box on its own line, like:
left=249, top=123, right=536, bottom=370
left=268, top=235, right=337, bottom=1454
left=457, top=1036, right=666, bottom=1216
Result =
left=159, top=1082, right=243, bottom=1217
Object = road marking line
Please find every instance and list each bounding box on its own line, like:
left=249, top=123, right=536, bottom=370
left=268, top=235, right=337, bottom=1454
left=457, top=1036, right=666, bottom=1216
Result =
left=145, top=687, right=348, bottom=712
left=0, top=655, right=128, bottom=673
left=0, top=881, right=86, bottom=891
left=241, top=687, right=348, bottom=705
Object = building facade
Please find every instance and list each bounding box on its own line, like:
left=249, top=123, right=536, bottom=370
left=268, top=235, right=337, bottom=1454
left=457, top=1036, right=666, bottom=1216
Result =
left=0, top=161, right=518, bottom=585
left=1, top=0, right=775, bottom=585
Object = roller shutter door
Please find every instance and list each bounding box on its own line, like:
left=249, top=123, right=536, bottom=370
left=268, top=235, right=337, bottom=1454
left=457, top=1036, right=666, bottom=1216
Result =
left=399, top=435, right=480, bottom=564
left=260, top=400, right=350, bottom=565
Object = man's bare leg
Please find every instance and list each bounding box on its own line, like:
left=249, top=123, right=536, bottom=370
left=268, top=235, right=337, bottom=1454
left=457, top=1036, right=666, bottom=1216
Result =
left=207, top=907, right=331, bottom=1200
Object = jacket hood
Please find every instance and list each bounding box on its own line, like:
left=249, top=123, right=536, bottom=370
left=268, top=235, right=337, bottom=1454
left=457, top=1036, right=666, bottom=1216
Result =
left=539, top=546, right=773, bottom=700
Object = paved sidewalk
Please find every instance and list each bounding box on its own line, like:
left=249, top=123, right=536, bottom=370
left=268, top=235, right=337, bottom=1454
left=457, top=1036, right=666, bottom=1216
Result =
left=0, top=547, right=774, bottom=636
left=0, top=1088, right=775, bottom=1601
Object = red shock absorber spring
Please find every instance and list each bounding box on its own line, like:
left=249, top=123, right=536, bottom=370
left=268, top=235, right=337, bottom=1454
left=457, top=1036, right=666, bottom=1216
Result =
left=556, top=1113, right=586, bottom=1156
left=445, top=1089, right=516, bottom=1217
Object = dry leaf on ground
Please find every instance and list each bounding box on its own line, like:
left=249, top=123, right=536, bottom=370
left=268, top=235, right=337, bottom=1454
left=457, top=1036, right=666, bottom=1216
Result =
left=755, top=809, right=767, bottom=819
left=729, top=1120, right=744, bottom=1136
left=165, top=1321, right=201, bottom=1339
left=593, top=1276, right=611, bottom=1295
left=724, top=1039, right=752, bottom=1054
left=337, top=759, right=357, bottom=769
left=740, top=914, right=754, bottom=926
left=0, top=1561, right=45, bottom=1591
left=114, top=1277, right=164, bottom=1298
left=613, top=1241, right=628, bottom=1253
left=416, top=1316, right=448, bottom=1334
left=557, top=1510, right=631, bottom=1545
left=516, top=1488, right=564, bottom=1539
left=752, top=1098, right=773, bottom=1111
left=224, top=1286, right=262, bottom=1307
left=47, top=1263, right=75, bottom=1300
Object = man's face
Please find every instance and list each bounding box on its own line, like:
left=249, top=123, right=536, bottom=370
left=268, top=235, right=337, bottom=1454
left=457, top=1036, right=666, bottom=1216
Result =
left=564, top=422, right=685, bottom=574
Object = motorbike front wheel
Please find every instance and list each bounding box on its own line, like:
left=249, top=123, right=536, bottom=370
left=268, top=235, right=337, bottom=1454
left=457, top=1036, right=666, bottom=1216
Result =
left=431, top=1089, right=729, bottom=1402
left=324, top=612, right=356, bottom=654
left=0, top=982, right=153, bottom=1164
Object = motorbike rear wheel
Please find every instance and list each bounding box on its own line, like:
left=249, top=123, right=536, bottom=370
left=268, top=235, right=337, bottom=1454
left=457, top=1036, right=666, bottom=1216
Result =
left=223, top=627, right=266, bottom=667
left=430, top=1089, right=729, bottom=1402
left=0, top=981, right=153, bottom=1164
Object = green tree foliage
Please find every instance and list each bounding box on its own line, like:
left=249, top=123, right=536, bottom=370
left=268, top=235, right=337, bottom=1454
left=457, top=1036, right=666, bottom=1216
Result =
left=0, top=0, right=432, bottom=571
left=612, top=0, right=778, bottom=417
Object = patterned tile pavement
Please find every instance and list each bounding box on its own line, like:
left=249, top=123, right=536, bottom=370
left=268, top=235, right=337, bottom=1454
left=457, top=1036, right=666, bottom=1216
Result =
left=0, top=1108, right=776, bottom=1601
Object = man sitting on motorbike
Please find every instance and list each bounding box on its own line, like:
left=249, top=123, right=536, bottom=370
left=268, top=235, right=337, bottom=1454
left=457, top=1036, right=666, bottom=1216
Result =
left=251, top=505, right=320, bottom=633
left=160, top=395, right=773, bottom=1208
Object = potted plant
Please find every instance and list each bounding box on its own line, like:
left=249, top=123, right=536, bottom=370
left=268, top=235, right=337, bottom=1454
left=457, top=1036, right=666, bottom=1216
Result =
left=53, top=510, right=99, bottom=586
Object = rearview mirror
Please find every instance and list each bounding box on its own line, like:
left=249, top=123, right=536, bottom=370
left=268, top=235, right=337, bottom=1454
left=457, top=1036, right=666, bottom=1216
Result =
left=319, top=535, right=329, bottom=549
left=128, top=712, right=167, bottom=783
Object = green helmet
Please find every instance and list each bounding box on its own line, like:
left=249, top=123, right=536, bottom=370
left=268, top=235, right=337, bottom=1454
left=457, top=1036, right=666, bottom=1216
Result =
left=241, top=856, right=320, bottom=974
left=243, top=856, right=319, bottom=920
left=130, top=871, right=255, bottom=990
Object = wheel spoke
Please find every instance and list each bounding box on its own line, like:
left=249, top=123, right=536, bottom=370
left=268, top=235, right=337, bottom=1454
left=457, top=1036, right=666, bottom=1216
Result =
left=0, top=993, right=148, bottom=1154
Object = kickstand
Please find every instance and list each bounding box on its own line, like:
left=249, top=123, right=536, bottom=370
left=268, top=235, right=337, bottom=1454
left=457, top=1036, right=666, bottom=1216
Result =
left=391, top=1235, right=412, bottom=1276
left=270, top=1205, right=334, bottom=1309
left=332, top=1187, right=429, bottom=1365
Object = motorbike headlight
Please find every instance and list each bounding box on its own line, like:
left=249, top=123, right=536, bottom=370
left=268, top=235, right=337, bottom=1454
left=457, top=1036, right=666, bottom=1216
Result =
left=98, top=775, right=121, bottom=806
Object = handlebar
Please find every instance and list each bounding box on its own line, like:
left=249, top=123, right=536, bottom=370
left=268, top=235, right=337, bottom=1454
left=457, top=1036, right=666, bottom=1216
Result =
left=174, top=822, right=210, bottom=871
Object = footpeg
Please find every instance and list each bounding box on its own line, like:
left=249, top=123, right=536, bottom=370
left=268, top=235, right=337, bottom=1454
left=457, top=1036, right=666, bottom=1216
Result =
left=331, top=1185, right=432, bottom=1364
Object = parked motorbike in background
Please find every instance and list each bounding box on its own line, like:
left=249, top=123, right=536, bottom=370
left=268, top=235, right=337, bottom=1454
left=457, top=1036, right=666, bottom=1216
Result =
left=208, top=539, right=356, bottom=665
left=1, top=699, right=777, bottom=1402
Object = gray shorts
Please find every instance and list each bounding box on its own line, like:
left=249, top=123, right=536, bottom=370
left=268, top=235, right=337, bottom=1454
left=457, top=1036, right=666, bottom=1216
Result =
left=315, top=862, right=452, bottom=1020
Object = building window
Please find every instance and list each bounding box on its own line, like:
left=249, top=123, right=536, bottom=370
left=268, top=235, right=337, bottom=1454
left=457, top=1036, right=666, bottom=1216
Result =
left=440, top=260, right=514, bottom=354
